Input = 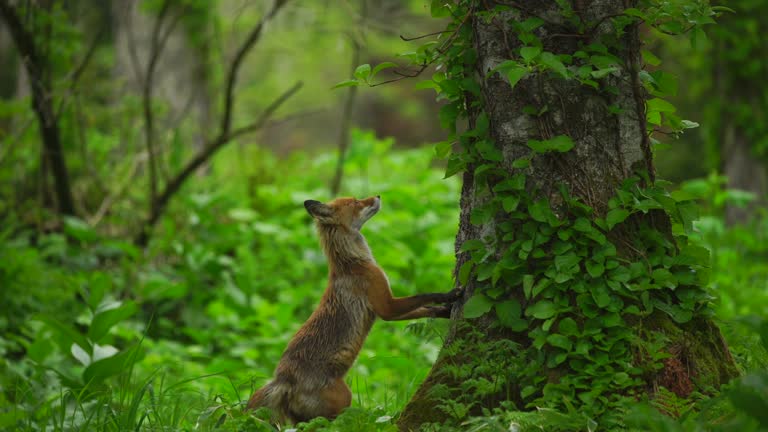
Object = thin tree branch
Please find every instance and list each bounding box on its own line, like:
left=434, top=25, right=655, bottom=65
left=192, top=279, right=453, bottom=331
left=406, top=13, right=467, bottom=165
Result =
left=220, top=0, right=289, bottom=136
left=143, top=0, right=172, bottom=208
left=54, top=24, right=107, bottom=118
left=136, top=81, right=303, bottom=246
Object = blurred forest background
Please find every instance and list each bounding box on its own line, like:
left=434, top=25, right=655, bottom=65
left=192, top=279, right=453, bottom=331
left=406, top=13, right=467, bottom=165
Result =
left=0, top=0, right=766, bottom=431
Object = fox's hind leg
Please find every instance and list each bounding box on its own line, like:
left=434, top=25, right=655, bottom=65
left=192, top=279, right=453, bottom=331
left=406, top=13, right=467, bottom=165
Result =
left=320, top=377, right=352, bottom=418
left=290, top=378, right=352, bottom=422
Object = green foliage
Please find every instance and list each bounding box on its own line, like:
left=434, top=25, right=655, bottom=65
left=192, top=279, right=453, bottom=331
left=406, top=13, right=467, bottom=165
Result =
left=0, top=134, right=460, bottom=431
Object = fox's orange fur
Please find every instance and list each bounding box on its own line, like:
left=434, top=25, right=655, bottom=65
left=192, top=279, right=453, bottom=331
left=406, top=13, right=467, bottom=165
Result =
left=246, top=196, right=459, bottom=424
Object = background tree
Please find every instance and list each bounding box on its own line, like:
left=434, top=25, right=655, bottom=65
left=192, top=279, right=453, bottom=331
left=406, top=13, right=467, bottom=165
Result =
left=394, top=1, right=737, bottom=429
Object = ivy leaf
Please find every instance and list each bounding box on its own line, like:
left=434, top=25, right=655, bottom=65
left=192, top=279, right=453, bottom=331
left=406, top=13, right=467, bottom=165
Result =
left=529, top=200, right=553, bottom=223
left=505, top=66, right=528, bottom=89
left=495, top=299, right=526, bottom=330
left=520, top=46, right=542, bottom=63
left=458, top=261, right=473, bottom=286
left=502, top=196, right=521, bottom=212
left=459, top=239, right=485, bottom=252
left=439, top=102, right=460, bottom=132
left=444, top=153, right=466, bottom=178
left=606, top=208, right=630, bottom=229
left=641, top=49, right=661, bottom=66
left=512, top=157, right=531, bottom=168
left=527, top=135, right=574, bottom=153
left=434, top=140, right=453, bottom=158
left=540, top=52, right=569, bottom=79
left=464, top=294, right=494, bottom=318
left=526, top=300, right=557, bottom=319
left=519, top=17, right=545, bottom=32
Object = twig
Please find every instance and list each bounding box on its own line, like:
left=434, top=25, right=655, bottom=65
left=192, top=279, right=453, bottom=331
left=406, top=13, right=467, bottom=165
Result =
left=89, top=152, right=147, bottom=226
left=54, top=24, right=107, bottom=119
left=135, top=81, right=303, bottom=246
left=370, top=10, right=471, bottom=87
left=220, top=0, right=288, bottom=136
left=143, top=0, right=173, bottom=207
left=400, top=30, right=450, bottom=41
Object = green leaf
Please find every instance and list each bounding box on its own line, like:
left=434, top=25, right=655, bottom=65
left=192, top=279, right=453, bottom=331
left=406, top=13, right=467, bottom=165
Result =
left=459, top=239, right=485, bottom=252
left=555, top=253, right=581, bottom=271
left=63, top=217, right=98, bottom=243
left=502, top=196, right=521, bottom=212
left=512, top=157, right=531, bottom=168
left=444, top=153, right=466, bottom=178
left=547, top=334, right=572, bottom=351
left=641, top=49, right=661, bottom=66
left=458, top=261, right=473, bottom=286
left=606, top=208, right=630, bottom=229
left=464, top=294, right=494, bottom=319
left=430, top=0, right=451, bottom=17
left=89, top=301, right=138, bottom=343
left=527, top=135, right=574, bottom=153
left=332, top=79, right=360, bottom=89
left=520, top=46, right=542, bottom=63
left=529, top=200, right=552, bottom=223
left=558, top=317, right=579, bottom=336
left=354, top=64, right=371, bottom=81
left=83, top=345, right=141, bottom=385
left=372, top=61, right=397, bottom=77
left=523, top=274, right=534, bottom=299
left=647, top=98, right=676, bottom=113
left=506, top=66, right=528, bottom=89
left=586, top=260, right=605, bottom=278
left=439, top=102, right=460, bottom=132
left=37, top=315, right=91, bottom=356
left=434, top=140, right=452, bottom=159
left=495, top=299, right=523, bottom=328
left=520, top=17, right=545, bottom=32
left=526, top=300, right=557, bottom=319
left=540, top=52, right=569, bottom=79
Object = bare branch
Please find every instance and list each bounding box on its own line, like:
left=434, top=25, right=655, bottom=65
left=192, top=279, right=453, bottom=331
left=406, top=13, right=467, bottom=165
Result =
left=135, top=81, right=303, bottom=246
left=220, top=0, right=289, bottom=136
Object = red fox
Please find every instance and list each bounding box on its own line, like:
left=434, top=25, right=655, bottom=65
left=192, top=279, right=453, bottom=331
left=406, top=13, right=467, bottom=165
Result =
left=246, top=195, right=460, bottom=424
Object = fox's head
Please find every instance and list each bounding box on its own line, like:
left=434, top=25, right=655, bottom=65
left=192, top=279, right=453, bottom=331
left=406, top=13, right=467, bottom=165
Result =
left=304, top=196, right=381, bottom=230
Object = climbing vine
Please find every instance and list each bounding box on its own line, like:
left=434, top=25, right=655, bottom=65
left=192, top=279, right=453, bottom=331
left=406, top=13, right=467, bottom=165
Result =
left=343, top=1, right=730, bottom=430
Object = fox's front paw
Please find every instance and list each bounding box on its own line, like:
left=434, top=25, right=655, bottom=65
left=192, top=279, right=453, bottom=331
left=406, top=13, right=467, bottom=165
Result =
left=444, top=288, right=463, bottom=303
left=427, top=304, right=452, bottom=318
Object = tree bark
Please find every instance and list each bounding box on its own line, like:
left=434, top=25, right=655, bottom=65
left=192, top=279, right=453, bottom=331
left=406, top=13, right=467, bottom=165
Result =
left=398, top=2, right=737, bottom=430
left=722, top=123, right=768, bottom=225
left=0, top=1, right=76, bottom=216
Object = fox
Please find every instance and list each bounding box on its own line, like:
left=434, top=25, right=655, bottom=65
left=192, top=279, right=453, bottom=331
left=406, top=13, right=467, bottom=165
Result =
left=246, top=195, right=460, bottom=425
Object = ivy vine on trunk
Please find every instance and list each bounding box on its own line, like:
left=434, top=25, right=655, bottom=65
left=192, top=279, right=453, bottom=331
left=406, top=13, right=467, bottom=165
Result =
left=342, top=1, right=739, bottom=430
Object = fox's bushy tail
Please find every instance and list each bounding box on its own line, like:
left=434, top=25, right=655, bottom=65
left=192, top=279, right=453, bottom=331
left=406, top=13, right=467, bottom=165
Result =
left=246, top=381, right=291, bottom=424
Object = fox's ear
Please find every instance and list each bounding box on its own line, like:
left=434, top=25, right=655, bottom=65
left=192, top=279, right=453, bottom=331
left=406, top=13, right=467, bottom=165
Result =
left=304, top=200, right=334, bottom=222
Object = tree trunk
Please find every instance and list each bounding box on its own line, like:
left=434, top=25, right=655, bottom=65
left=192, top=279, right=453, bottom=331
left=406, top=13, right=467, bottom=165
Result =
left=722, top=123, right=768, bottom=225
left=398, top=2, right=737, bottom=430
